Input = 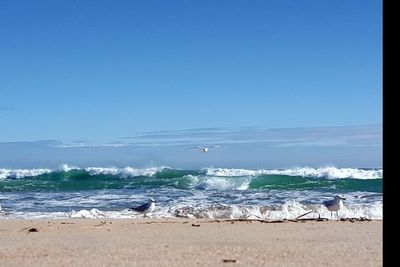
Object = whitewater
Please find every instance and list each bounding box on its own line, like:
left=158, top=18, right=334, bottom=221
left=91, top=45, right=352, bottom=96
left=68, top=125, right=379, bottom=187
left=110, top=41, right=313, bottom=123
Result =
left=0, top=165, right=382, bottom=220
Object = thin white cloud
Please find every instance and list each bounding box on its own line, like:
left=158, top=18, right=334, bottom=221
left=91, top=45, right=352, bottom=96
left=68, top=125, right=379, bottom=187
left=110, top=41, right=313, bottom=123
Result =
left=53, top=142, right=128, bottom=149
left=0, top=125, right=382, bottom=169
left=121, top=125, right=382, bottom=148
left=0, top=125, right=382, bottom=150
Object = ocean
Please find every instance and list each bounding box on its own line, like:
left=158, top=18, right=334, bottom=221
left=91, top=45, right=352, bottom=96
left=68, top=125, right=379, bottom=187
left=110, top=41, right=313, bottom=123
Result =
left=0, top=165, right=382, bottom=220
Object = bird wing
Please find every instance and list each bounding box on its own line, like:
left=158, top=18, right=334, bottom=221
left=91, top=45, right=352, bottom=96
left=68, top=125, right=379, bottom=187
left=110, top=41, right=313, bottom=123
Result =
left=130, top=203, right=149, bottom=212
left=323, top=200, right=334, bottom=207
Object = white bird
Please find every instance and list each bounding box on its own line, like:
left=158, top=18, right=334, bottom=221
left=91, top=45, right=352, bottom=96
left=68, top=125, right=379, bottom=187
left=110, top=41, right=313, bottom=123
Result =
left=129, top=198, right=156, bottom=218
left=323, top=195, right=345, bottom=220
left=186, top=145, right=224, bottom=153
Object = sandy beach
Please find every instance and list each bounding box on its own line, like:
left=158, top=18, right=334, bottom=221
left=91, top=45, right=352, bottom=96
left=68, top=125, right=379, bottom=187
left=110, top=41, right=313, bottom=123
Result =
left=0, top=219, right=382, bottom=267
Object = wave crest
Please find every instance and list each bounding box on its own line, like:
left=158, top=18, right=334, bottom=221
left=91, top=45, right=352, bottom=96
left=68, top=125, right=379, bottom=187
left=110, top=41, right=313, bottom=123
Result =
left=0, top=165, right=170, bottom=180
left=0, top=168, right=51, bottom=179
left=203, top=167, right=382, bottom=179
left=85, top=166, right=168, bottom=178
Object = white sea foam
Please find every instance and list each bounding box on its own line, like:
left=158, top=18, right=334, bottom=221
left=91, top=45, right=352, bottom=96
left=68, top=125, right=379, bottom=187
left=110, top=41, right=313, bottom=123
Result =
left=0, top=166, right=382, bottom=180
left=0, top=168, right=52, bottom=179
left=168, top=201, right=382, bottom=220
left=0, top=200, right=382, bottom=220
left=203, top=168, right=265, bottom=177
left=85, top=166, right=168, bottom=178
left=58, top=163, right=81, bottom=172
left=201, top=178, right=234, bottom=190
left=69, top=208, right=106, bottom=219
left=262, top=200, right=311, bottom=220
left=0, top=165, right=170, bottom=179
left=317, top=202, right=383, bottom=220
left=275, top=167, right=383, bottom=179
left=187, top=175, right=251, bottom=190
left=204, top=167, right=382, bottom=179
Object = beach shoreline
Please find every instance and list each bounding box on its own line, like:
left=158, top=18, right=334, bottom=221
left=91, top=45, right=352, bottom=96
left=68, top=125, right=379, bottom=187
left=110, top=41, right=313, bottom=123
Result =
left=0, top=219, right=382, bottom=266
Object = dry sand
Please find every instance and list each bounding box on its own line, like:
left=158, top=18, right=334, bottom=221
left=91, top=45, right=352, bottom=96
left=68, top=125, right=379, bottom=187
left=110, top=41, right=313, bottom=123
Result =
left=0, top=219, right=382, bottom=267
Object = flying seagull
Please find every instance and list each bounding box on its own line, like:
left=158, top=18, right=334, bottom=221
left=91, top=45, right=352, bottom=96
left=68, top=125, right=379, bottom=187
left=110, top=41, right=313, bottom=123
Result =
left=186, top=145, right=224, bottom=153
left=323, top=195, right=345, bottom=220
left=129, top=198, right=156, bottom=218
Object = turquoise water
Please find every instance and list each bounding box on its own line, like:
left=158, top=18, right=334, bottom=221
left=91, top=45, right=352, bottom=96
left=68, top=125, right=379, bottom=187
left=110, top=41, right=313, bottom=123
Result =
left=0, top=166, right=382, bottom=220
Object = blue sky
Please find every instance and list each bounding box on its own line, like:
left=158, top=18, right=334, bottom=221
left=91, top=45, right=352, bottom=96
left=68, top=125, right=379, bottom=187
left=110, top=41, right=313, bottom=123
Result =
left=0, top=1, right=382, bottom=168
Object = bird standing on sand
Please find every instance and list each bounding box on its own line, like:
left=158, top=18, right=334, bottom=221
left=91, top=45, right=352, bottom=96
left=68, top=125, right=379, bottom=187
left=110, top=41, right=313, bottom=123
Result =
left=187, top=145, right=224, bottom=153
left=323, top=195, right=346, bottom=220
left=129, top=198, right=156, bottom=218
